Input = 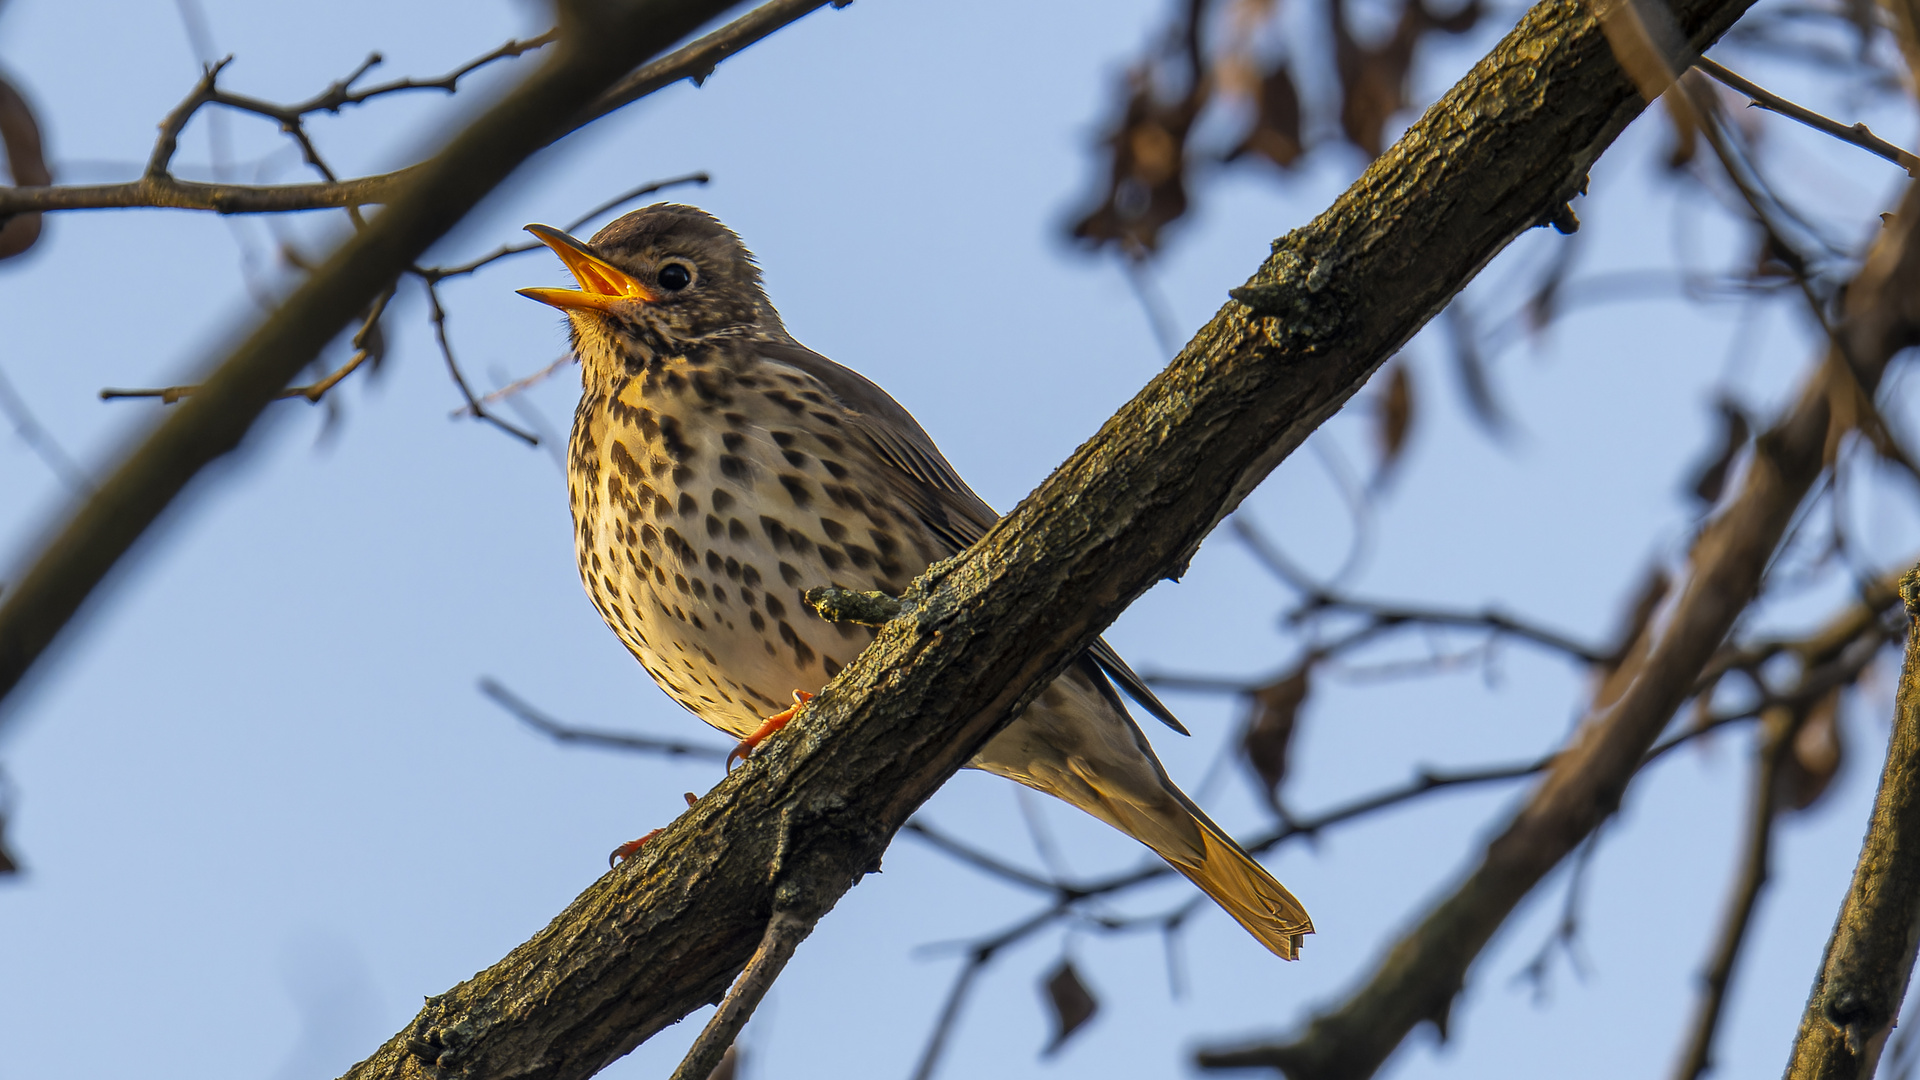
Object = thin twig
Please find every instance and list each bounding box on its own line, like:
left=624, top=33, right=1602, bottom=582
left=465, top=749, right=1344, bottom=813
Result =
left=101, top=285, right=394, bottom=406
left=419, top=171, right=709, bottom=282
left=668, top=910, right=816, bottom=1080
left=1671, top=704, right=1799, bottom=1080
left=908, top=947, right=993, bottom=1080
left=423, top=277, right=539, bottom=445
left=1694, top=56, right=1920, bottom=174
left=0, top=362, right=91, bottom=493
left=451, top=355, right=575, bottom=419
left=479, top=678, right=728, bottom=761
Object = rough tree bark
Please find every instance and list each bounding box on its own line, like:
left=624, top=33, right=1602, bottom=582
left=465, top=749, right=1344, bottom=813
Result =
left=314, top=0, right=1765, bottom=1076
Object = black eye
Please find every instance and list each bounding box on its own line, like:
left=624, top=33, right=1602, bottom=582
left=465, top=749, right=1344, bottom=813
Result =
left=658, top=263, right=692, bottom=291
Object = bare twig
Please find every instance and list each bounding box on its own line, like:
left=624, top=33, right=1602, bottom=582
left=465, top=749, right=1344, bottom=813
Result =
left=1694, top=56, right=1920, bottom=174
left=423, top=277, right=539, bottom=445
left=480, top=677, right=728, bottom=761
left=0, top=363, right=91, bottom=493
left=101, top=285, right=394, bottom=406
left=451, top=355, right=574, bottom=419
left=668, top=910, right=817, bottom=1080
left=1671, top=705, right=1802, bottom=1080
left=1784, top=568, right=1920, bottom=1078
left=0, top=0, right=834, bottom=218
left=416, top=170, right=711, bottom=282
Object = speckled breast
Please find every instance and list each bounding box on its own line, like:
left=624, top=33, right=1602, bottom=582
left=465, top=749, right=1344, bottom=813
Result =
left=567, top=345, right=932, bottom=739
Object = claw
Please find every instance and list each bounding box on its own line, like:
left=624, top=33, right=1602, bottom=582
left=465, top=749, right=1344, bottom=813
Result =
left=726, top=690, right=815, bottom=771
left=609, top=828, right=663, bottom=868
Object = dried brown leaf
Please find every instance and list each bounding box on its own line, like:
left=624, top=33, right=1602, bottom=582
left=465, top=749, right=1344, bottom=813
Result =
left=1333, top=0, right=1482, bottom=157
left=1689, top=398, right=1751, bottom=504
left=1777, top=687, right=1844, bottom=812
left=1377, top=362, right=1414, bottom=472
left=1244, top=666, right=1310, bottom=802
left=1070, top=69, right=1207, bottom=255
left=0, top=72, right=50, bottom=261
left=1041, top=959, right=1098, bottom=1056
left=1225, top=61, right=1304, bottom=169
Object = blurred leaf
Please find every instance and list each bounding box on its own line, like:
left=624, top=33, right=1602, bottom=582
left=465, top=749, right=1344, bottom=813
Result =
left=1688, top=398, right=1751, bottom=504
left=1777, top=687, right=1844, bottom=813
left=1660, top=84, right=1699, bottom=169
left=1524, top=239, right=1578, bottom=335
left=1333, top=0, right=1482, bottom=157
left=1224, top=61, right=1304, bottom=169
left=1243, top=665, right=1309, bottom=804
left=1444, top=303, right=1509, bottom=440
left=1071, top=71, right=1207, bottom=255
left=1376, top=362, right=1414, bottom=474
left=0, top=817, right=16, bottom=875
left=0, top=70, right=50, bottom=261
left=1041, top=959, right=1098, bottom=1056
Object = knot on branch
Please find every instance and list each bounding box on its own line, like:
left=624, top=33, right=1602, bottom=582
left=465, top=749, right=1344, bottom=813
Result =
left=804, top=586, right=905, bottom=626
left=1900, top=564, right=1920, bottom=618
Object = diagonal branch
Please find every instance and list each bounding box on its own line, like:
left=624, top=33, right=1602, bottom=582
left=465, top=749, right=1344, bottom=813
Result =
left=0, top=0, right=753, bottom=708
left=1195, top=172, right=1920, bottom=1080
left=283, top=0, right=1777, bottom=1074
left=1784, top=569, right=1920, bottom=1078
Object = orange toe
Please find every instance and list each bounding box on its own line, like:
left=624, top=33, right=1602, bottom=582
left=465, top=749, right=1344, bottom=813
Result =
left=726, top=690, right=814, bottom=770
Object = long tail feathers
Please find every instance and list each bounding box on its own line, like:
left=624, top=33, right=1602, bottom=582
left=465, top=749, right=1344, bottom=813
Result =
left=1158, top=814, right=1313, bottom=960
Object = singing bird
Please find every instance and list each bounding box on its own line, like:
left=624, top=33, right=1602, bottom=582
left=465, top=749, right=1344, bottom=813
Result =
left=519, top=204, right=1313, bottom=959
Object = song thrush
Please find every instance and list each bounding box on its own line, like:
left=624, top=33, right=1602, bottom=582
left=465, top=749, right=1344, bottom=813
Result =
left=519, top=204, right=1313, bottom=958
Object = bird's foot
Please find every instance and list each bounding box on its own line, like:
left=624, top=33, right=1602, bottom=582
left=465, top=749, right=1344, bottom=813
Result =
left=726, top=690, right=815, bottom=771
left=607, top=793, right=702, bottom=867
left=609, top=829, right=662, bottom=868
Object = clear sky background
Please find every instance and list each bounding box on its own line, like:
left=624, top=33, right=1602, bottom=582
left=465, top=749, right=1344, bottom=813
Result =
left=1, top=2, right=1916, bottom=1079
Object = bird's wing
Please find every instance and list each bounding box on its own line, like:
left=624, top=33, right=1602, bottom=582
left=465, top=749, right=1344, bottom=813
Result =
left=759, top=340, right=1188, bottom=736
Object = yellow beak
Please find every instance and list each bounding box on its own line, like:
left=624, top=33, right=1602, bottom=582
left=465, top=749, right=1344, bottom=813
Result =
left=516, top=224, right=660, bottom=313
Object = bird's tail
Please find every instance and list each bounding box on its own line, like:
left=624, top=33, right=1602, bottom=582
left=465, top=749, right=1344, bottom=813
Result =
left=1150, top=801, right=1313, bottom=960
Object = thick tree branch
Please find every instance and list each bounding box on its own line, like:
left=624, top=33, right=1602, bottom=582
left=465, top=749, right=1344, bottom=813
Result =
left=301, top=0, right=1789, bottom=1075
left=0, top=0, right=834, bottom=218
left=1782, top=568, right=1920, bottom=1077
left=1194, top=178, right=1920, bottom=1080
left=0, top=0, right=751, bottom=707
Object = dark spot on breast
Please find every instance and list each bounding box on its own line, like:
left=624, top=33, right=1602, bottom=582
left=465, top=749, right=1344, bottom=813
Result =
left=611, top=441, right=647, bottom=483
left=638, top=550, right=655, bottom=570
left=778, top=622, right=815, bottom=667
left=742, top=564, right=763, bottom=589
left=750, top=610, right=766, bottom=631
left=724, top=556, right=742, bottom=580
left=653, top=494, right=673, bottom=518
left=720, top=455, right=751, bottom=482
left=764, top=390, right=805, bottom=414
left=816, top=432, right=845, bottom=454
left=869, top=530, right=900, bottom=556
left=764, top=594, right=786, bottom=619
left=639, top=524, right=661, bottom=549
left=772, top=430, right=796, bottom=448
left=809, top=411, right=841, bottom=427
left=672, top=466, right=694, bottom=486
left=723, top=412, right=749, bottom=428
left=714, top=585, right=728, bottom=604
left=691, top=578, right=707, bottom=599
left=706, top=550, right=725, bottom=574
left=761, top=517, right=789, bottom=551
left=706, top=514, right=723, bottom=538
left=820, top=547, right=846, bottom=571
left=663, top=527, right=696, bottom=564
left=711, top=489, right=735, bottom=512
left=782, top=449, right=809, bottom=468
left=664, top=371, right=686, bottom=393
left=729, top=518, right=751, bottom=542
left=799, top=390, right=827, bottom=405
left=650, top=456, right=672, bottom=478
left=821, top=459, right=849, bottom=480
left=776, top=372, right=805, bottom=387
left=819, top=518, right=848, bottom=542
left=723, top=431, right=745, bottom=452
left=845, top=544, right=875, bottom=569
left=590, top=551, right=603, bottom=572
left=779, top=562, right=803, bottom=586
left=674, top=573, right=690, bottom=594
left=823, top=656, right=842, bottom=678
left=779, top=475, right=812, bottom=507
left=678, top=492, right=699, bottom=516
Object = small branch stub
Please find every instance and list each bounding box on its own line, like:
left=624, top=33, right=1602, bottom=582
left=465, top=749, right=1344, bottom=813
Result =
left=804, top=586, right=904, bottom=626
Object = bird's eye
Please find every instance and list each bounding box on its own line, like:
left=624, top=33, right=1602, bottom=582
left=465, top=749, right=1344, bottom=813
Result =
left=658, top=263, right=693, bottom=291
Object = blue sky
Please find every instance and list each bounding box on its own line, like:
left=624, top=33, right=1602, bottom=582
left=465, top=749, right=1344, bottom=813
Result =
left=1, top=2, right=1916, bottom=1079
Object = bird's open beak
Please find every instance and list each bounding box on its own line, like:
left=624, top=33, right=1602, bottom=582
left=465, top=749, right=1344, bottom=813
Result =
left=516, top=224, right=660, bottom=313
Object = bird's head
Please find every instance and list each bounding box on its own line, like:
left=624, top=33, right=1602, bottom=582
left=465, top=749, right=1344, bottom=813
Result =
left=517, top=203, right=783, bottom=370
